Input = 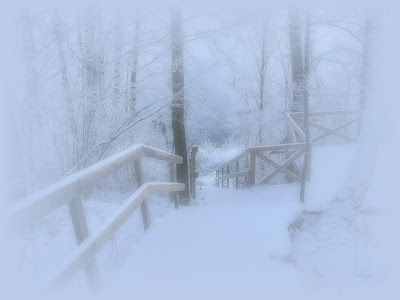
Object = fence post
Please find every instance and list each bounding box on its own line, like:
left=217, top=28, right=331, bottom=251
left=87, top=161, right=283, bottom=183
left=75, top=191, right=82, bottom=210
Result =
left=68, top=197, right=99, bottom=286
left=221, top=167, right=224, bottom=188
left=249, top=150, right=256, bottom=186
left=135, top=158, right=150, bottom=231
left=236, top=161, right=239, bottom=189
left=190, top=146, right=198, bottom=199
left=306, top=145, right=312, bottom=181
left=169, top=162, right=179, bottom=209
left=216, top=170, right=219, bottom=187
left=227, top=165, right=230, bottom=188
left=357, top=111, right=363, bottom=139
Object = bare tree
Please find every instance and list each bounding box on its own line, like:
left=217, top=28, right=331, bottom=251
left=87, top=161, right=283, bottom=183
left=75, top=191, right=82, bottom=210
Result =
left=54, top=18, right=79, bottom=167
left=300, top=12, right=311, bottom=204
left=288, top=9, right=304, bottom=112
left=129, top=18, right=141, bottom=113
left=360, top=17, right=372, bottom=110
left=257, top=21, right=268, bottom=145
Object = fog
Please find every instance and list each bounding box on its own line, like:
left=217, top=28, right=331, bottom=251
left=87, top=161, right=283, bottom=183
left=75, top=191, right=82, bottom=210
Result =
left=1, top=0, right=400, bottom=299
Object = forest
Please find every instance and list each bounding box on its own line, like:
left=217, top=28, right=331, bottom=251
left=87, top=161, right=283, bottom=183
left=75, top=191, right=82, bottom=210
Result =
left=13, top=5, right=370, bottom=198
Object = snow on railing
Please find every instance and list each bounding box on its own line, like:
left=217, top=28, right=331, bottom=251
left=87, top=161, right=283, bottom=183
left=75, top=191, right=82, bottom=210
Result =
left=7, top=144, right=185, bottom=291
left=215, top=109, right=363, bottom=189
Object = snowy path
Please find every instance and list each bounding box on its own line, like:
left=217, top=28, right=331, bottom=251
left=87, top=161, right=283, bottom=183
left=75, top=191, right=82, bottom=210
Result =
left=104, top=188, right=302, bottom=298
left=100, top=145, right=358, bottom=299
left=9, top=145, right=367, bottom=299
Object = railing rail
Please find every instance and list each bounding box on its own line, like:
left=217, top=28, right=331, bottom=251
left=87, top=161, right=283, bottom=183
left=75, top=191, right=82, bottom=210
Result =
left=287, top=109, right=363, bottom=144
left=8, top=144, right=185, bottom=290
left=215, top=143, right=306, bottom=188
left=216, top=109, right=363, bottom=189
left=48, top=182, right=184, bottom=290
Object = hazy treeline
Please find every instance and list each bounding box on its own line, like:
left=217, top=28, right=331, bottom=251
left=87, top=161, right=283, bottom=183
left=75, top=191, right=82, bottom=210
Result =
left=18, top=5, right=369, bottom=194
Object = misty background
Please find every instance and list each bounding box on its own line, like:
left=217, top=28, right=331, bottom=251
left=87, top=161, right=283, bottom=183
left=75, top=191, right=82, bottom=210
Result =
left=1, top=0, right=400, bottom=299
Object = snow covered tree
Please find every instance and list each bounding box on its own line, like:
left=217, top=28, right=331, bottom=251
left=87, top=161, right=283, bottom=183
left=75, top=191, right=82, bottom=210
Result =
left=170, top=5, right=190, bottom=201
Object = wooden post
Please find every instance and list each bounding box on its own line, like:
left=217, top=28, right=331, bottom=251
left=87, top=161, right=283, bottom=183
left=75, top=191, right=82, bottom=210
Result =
left=135, top=158, right=150, bottom=230
left=306, top=145, right=312, bottom=181
left=236, top=161, right=239, bottom=189
left=249, top=150, right=256, bottom=186
left=245, top=153, right=249, bottom=187
left=227, top=166, right=230, bottom=188
left=357, top=112, right=363, bottom=139
left=217, top=170, right=219, bottom=187
left=190, top=146, right=198, bottom=199
left=169, top=162, right=179, bottom=209
left=68, top=197, right=99, bottom=286
left=221, top=167, right=224, bottom=188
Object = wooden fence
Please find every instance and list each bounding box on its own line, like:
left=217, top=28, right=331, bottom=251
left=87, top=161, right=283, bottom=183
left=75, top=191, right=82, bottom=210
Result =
left=216, top=143, right=306, bottom=188
left=216, top=109, right=363, bottom=188
left=286, top=109, right=363, bottom=145
left=8, top=144, right=185, bottom=290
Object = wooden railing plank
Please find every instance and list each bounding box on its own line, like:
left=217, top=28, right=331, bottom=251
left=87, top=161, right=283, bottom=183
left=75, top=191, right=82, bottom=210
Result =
left=217, top=170, right=250, bottom=181
left=290, top=109, right=362, bottom=117
left=7, top=144, right=185, bottom=291
left=219, top=149, right=249, bottom=169
left=142, top=145, right=183, bottom=164
left=48, top=182, right=185, bottom=290
left=134, top=158, right=151, bottom=231
left=286, top=113, right=306, bottom=140
left=169, top=162, right=179, bottom=209
left=215, top=109, right=361, bottom=189
left=236, top=161, right=239, bottom=189
left=249, top=151, right=256, bottom=186
left=255, top=152, right=301, bottom=182
left=67, top=196, right=99, bottom=285
left=310, top=118, right=359, bottom=143
left=258, top=149, right=305, bottom=185
left=9, top=145, right=184, bottom=230
left=250, top=142, right=305, bottom=152
left=9, top=145, right=144, bottom=228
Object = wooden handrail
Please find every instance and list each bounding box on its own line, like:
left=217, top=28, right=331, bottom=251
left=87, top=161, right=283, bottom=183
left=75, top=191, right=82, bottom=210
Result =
left=289, top=109, right=363, bottom=118
left=217, top=170, right=250, bottom=181
left=215, top=109, right=362, bottom=189
left=48, top=182, right=185, bottom=290
left=9, top=144, right=183, bottom=229
left=215, top=142, right=306, bottom=188
left=219, top=149, right=249, bottom=169
left=286, top=113, right=306, bottom=140
left=7, top=144, right=185, bottom=290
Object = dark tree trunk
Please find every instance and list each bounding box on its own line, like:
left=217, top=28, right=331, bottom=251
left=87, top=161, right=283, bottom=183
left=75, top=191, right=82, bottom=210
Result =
left=170, top=5, right=190, bottom=201
left=288, top=9, right=304, bottom=112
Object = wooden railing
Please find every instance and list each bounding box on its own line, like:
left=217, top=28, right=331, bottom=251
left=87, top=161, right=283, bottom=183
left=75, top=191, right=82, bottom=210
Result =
left=216, top=143, right=306, bottom=188
left=8, top=144, right=185, bottom=290
left=286, top=109, right=363, bottom=145
left=216, top=109, right=363, bottom=188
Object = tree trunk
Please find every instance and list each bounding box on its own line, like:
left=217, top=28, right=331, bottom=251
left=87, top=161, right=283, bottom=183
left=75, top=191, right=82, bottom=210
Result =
left=257, top=22, right=268, bottom=146
left=112, top=24, right=122, bottom=114
left=54, top=19, right=79, bottom=168
left=288, top=9, right=304, bottom=112
left=300, top=13, right=311, bottom=204
left=360, top=17, right=371, bottom=110
left=170, top=5, right=190, bottom=201
left=130, top=19, right=141, bottom=114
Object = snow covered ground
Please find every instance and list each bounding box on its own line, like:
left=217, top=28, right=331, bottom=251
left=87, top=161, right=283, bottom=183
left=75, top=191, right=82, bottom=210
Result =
left=7, top=144, right=395, bottom=299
